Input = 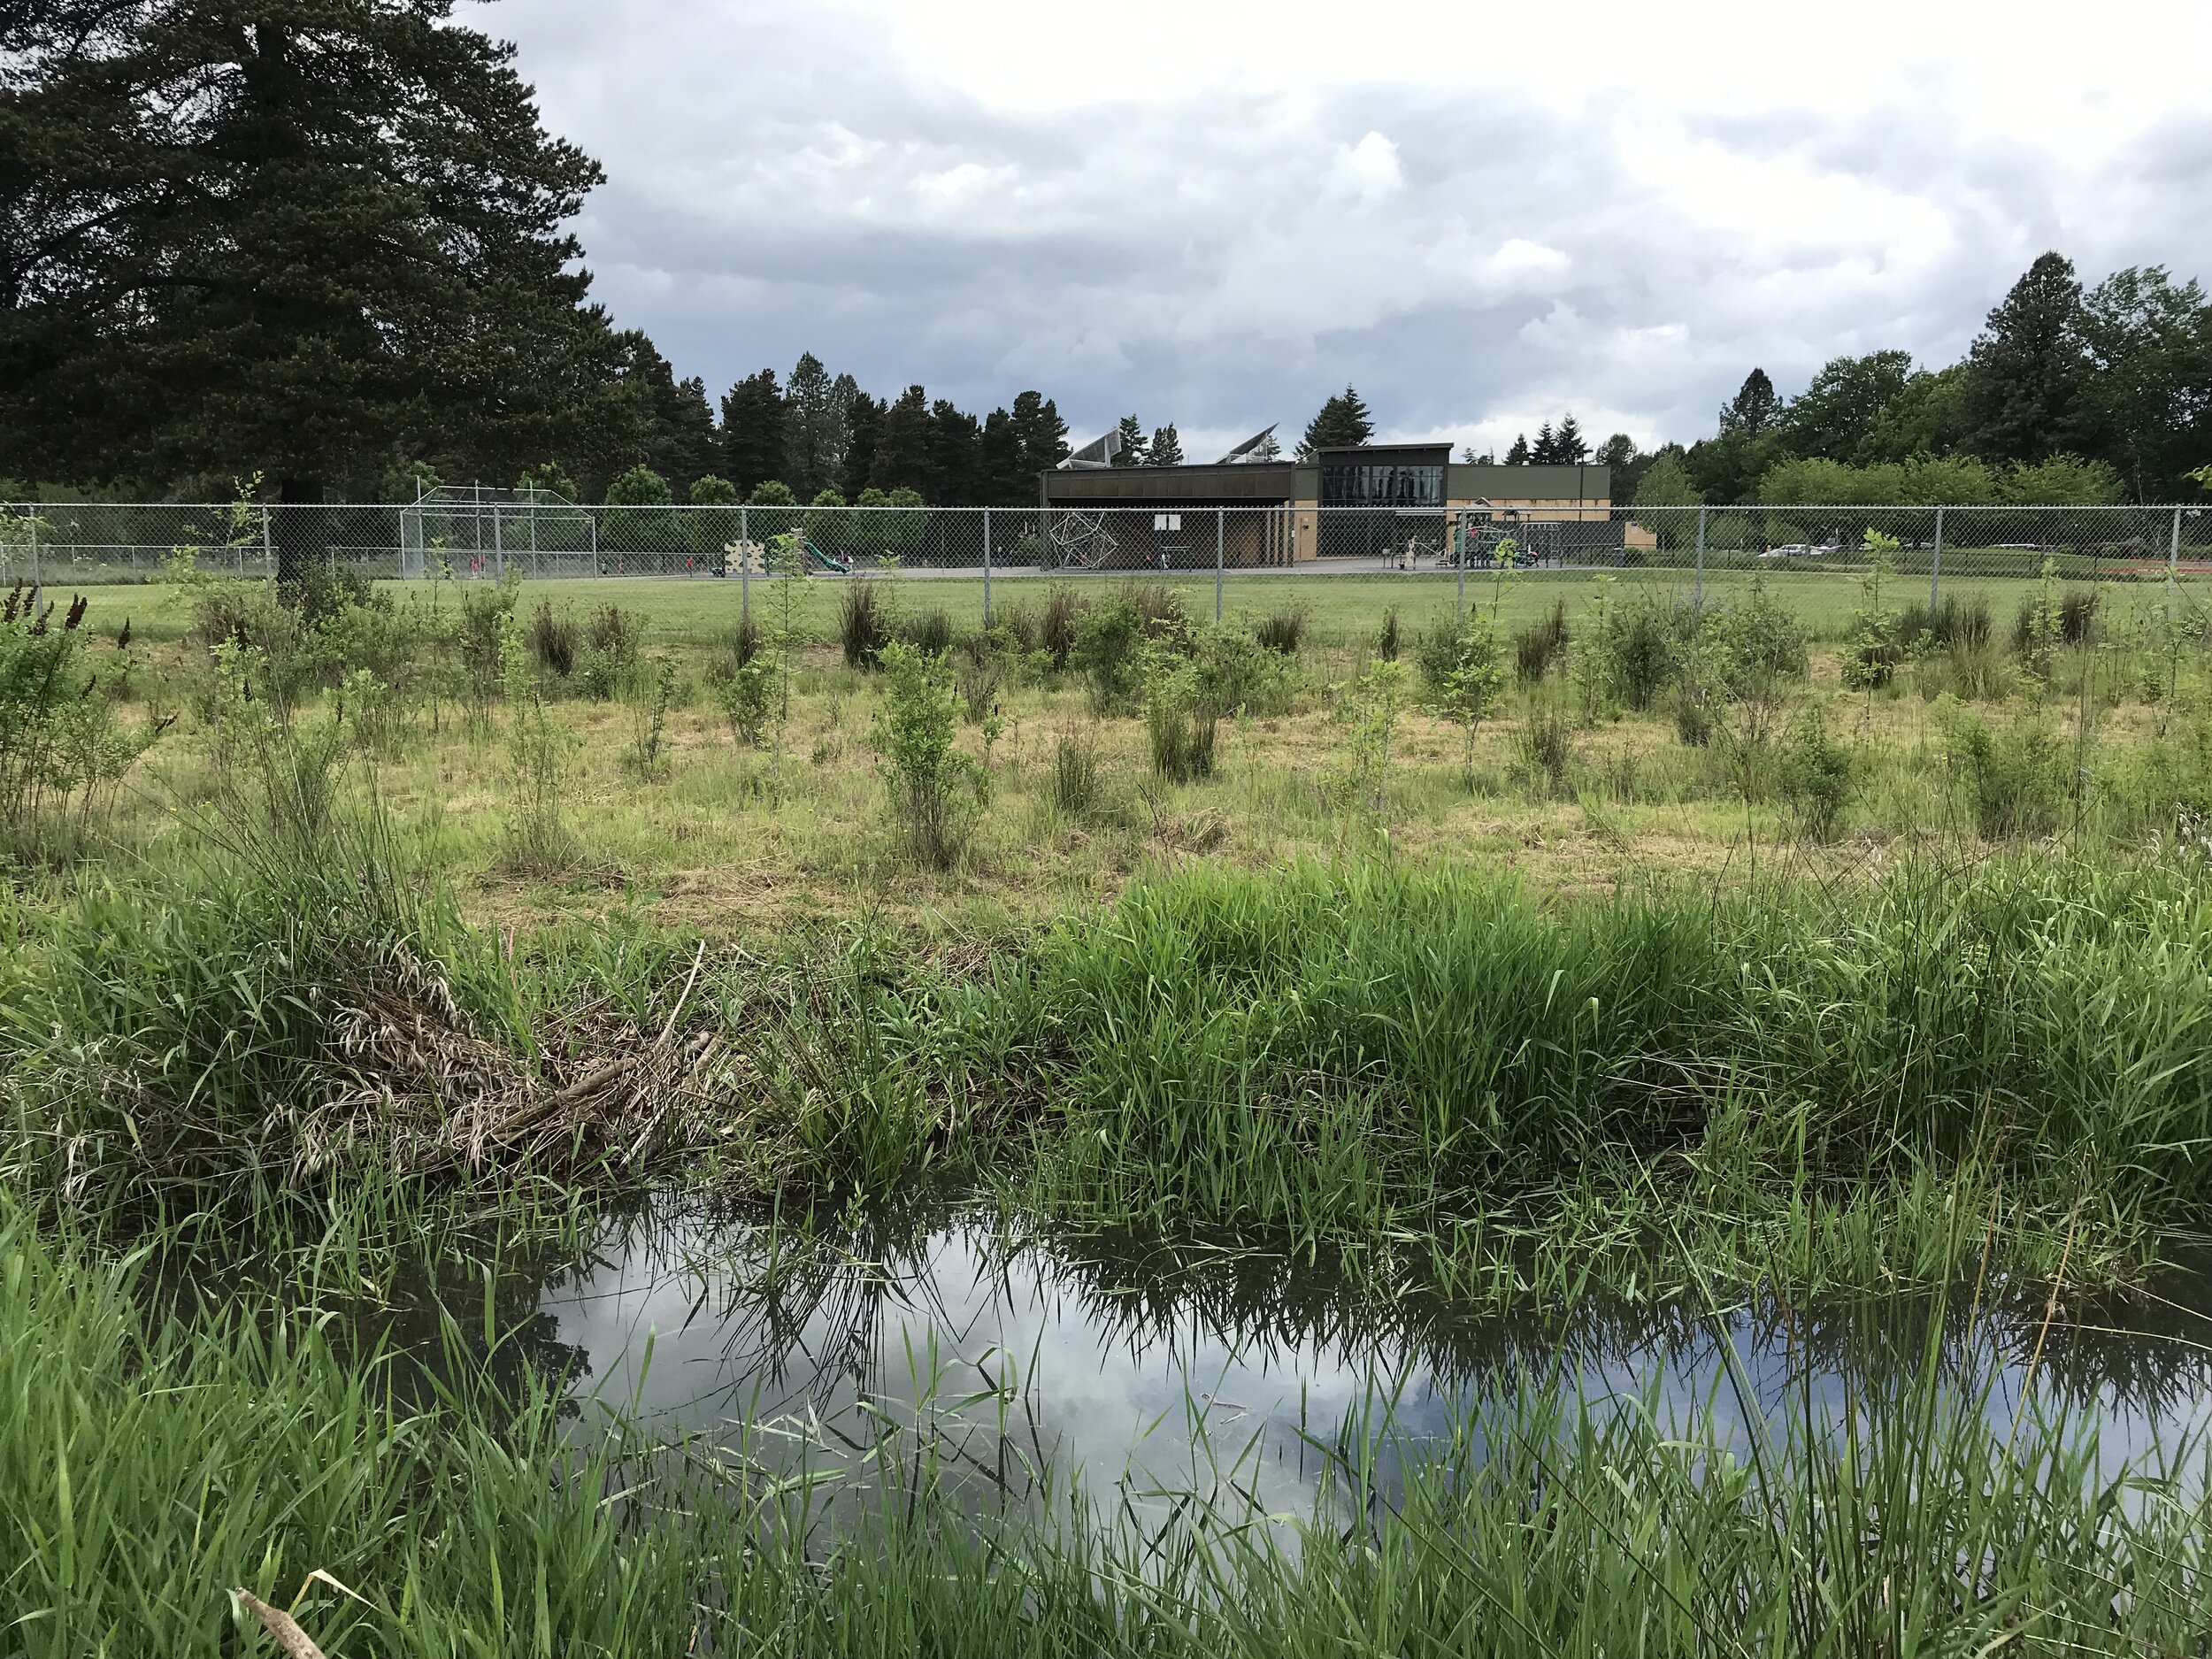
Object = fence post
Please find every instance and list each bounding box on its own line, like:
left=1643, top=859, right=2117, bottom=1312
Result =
left=530, top=500, right=540, bottom=578
left=2172, top=506, right=2185, bottom=607
left=27, top=503, right=37, bottom=586
left=1930, top=505, right=1945, bottom=611
left=260, top=504, right=272, bottom=580
left=1456, top=516, right=1467, bottom=626
left=492, top=505, right=505, bottom=582
left=1215, top=508, right=1225, bottom=622
left=982, top=506, right=992, bottom=626
left=1694, top=506, right=1707, bottom=605
left=739, top=504, right=749, bottom=618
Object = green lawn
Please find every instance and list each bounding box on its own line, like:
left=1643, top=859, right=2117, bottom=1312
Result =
left=79, top=564, right=2193, bottom=648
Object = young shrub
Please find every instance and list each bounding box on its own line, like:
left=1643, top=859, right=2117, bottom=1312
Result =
left=626, top=655, right=679, bottom=778
left=1841, top=528, right=1903, bottom=691
left=873, top=639, right=979, bottom=869
left=708, top=625, right=774, bottom=748
left=999, top=600, right=1041, bottom=656
left=1424, top=614, right=1509, bottom=787
left=1779, top=703, right=1854, bottom=842
left=1072, top=600, right=1147, bottom=715
left=1253, top=606, right=1307, bottom=656
left=528, top=601, right=576, bottom=677
left=1376, top=605, right=1402, bottom=662
left=1597, top=593, right=1677, bottom=710
left=956, top=630, right=1008, bottom=726
left=1325, top=657, right=1409, bottom=822
left=0, top=586, right=163, bottom=855
left=1049, top=726, right=1103, bottom=818
left=1513, top=599, right=1570, bottom=684
left=1188, top=623, right=1297, bottom=718
left=840, top=580, right=891, bottom=671
left=497, top=611, right=578, bottom=873
left=1939, top=701, right=2067, bottom=840
left=1118, top=582, right=1188, bottom=644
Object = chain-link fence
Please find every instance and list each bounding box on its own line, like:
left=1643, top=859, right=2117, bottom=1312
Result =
left=6, top=501, right=2208, bottom=621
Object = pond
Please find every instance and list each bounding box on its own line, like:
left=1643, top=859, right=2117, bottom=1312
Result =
left=360, top=1202, right=2212, bottom=1534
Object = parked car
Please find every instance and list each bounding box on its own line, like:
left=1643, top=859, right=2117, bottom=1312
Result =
left=1762, top=542, right=1821, bottom=559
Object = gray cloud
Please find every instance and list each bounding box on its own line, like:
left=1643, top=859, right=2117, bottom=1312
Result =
left=494, top=0, right=2212, bottom=455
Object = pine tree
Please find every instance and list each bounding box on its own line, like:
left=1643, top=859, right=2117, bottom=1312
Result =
left=1112, top=415, right=1148, bottom=467
left=1552, top=414, right=1589, bottom=465
left=1010, top=390, right=1070, bottom=472
left=927, top=398, right=980, bottom=505
left=783, top=353, right=850, bottom=498
left=1962, top=252, right=2089, bottom=465
left=841, top=394, right=886, bottom=500
left=1251, top=432, right=1283, bottom=462
left=1298, top=386, right=1376, bottom=457
left=0, top=0, right=610, bottom=582
left=869, top=386, right=932, bottom=495
left=978, top=408, right=1027, bottom=504
left=1148, top=424, right=1185, bottom=466
left=1531, top=422, right=1558, bottom=464
left=719, top=370, right=787, bottom=495
left=1718, top=369, right=1781, bottom=438
left=1505, top=434, right=1531, bottom=465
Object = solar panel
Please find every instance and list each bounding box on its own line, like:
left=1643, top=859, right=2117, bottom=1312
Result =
left=1215, top=424, right=1280, bottom=465
left=1056, top=429, right=1122, bottom=469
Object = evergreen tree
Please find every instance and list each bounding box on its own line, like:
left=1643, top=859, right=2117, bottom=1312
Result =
left=1250, top=431, right=1283, bottom=462
left=1505, top=434, right=1531, bottom=465
left=1112, top=414, right=1148, bottom=467
left=719, top=369, right=787, bottom=495
left=1297, top=385, right=1375, bottom=457
left=1552, top=413, right=1589, bottom=464
left=1530, top=421, right=1558, bottom=464
left=1010, top=390, right=1070, bottom=472
left=1961, top=253, right=2088, bottom=465
left=0, top=0, right=609, bottom=583
left=869, top=386, right=932, bottom=495
left=841, top=393, right=886, bottom=500
left=1460, top=445, right=1498, bottom=464
left=1718, top=369, right=1782, bottom=439
left=1148, top=424, right=1186, bottom=466
left=977, top=409, right=1027, bottom=504
left=927, top=398, right=979, bottom=505
left=783, top=352, right=849, bottom=498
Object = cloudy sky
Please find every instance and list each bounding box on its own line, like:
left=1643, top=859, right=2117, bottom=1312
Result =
left=489, top=0, right=2212, bottom=460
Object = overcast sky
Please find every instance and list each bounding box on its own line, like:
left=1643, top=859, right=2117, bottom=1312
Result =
left=488, top=0, right=2212, bottom=461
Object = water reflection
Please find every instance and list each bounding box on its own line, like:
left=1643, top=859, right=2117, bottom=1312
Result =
left=368, top=1203, right=2212, bottom=1528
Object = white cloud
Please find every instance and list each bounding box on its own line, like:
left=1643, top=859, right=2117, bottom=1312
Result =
left=488, top=0, right=2212, bottom=450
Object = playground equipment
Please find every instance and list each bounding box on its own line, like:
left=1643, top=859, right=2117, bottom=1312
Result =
left=802, top=537, right=852, bottom=573
left=1455, top=508, right=1542, bottom=570
left=1044, top=505, right=1116, bottom=570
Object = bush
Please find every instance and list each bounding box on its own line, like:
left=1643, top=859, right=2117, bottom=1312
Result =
left=873, top=640, right=979, bottom=869
left=1119, top=582, right=1188, bottom=644
left=2015, top=588, right=2101, bottom=650
left=1514, top=600, right=1570, bottom=684
left=956, top=631, right=1007, bottom=725
left=1253, top=607, right=1306, bottom=655
left=1940, top=703, right=2068, bottom=841
left=840, top=581, right=891, bottom=671
left=294, top=558, right=374, bottom=627
left=1188, top=624, right=1297, bottom=718
left=575, top=603, right=637, bottom=699
left=0, top=588, right=159, bottom=855
left=1073, top=601, right=1147, bottom=715
left=528, top=601, right=576, bottom=677
left=1897, top=596, right=1992, bottom=652
left=1597, top=595, right=1677, bottom=710
left=1780, top=705, right=1854, bottom=842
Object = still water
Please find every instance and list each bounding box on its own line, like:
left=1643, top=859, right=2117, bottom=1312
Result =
left=374, top=1205, right=2212, bottom=1527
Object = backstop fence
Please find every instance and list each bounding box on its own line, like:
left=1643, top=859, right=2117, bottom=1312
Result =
left=6, top=500, right=2209, bottom=621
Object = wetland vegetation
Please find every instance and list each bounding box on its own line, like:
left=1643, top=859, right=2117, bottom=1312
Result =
left=5, top=555, right=2212, bottom=1653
